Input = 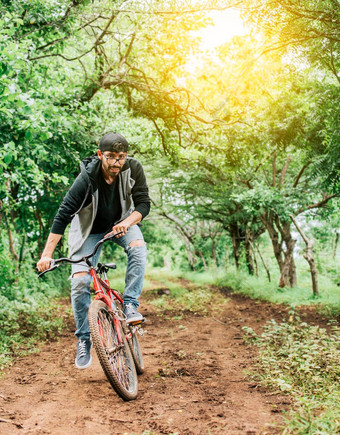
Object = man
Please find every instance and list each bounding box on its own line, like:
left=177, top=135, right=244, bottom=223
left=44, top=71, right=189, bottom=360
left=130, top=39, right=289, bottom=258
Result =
left=37, top=132, right=150, bottom=369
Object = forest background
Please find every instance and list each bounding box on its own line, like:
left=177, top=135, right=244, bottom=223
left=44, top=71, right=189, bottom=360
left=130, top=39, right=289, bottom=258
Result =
left=0, top=0, right=339, bottom=392
left=1, top=0, right=340, bottom=431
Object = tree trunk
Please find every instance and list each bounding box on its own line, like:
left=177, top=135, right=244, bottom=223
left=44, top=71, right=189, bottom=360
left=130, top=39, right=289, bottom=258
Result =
left=277, top=220, right=297, bottom=287
left=34, top=209, right=44, bottom=257
left=253, top=250, right=259, bottom=277
left=3, top=213, right=19, bottom=279
left=253, top=241, right=271, bottom=282
left=4, top=214, right=19, bottom=262
left=290, top=215, right=319, bottom=297
left=228, top=223, right=241, bottom=269
left=261, top=212, right=297, bottom=287
left=333, top=231, right=339, bottom=259
left=18, top=234, right=26, bottom=271
left=195, top=249, right=207, bottom=271
left=278, top=239, right=296, bottom=288
left=182, top=237, right=195, bottom=271
left=7, top=226, right=19, bottom=263
left=211, top=239, right=217, bottom=267
left=225, top=245, right=230, bottom=269
left=244, top=228, right=255, bottom=275
left=260, top=212, right=283, bottom=271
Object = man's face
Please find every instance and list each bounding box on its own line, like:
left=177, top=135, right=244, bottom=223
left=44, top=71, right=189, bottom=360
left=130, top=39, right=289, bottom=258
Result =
left=97, top=150, right=128, bottom=178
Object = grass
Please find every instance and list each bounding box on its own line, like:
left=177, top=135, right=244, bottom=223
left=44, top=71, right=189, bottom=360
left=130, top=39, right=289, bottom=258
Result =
left=215, top=267, right=340, bottom=317
left=143, top=268, right=229, bottom=313
left=107, top=266, right=229, bottom=314
left=243, top=315, right=340, bottom=434
left=146, top=262, right=340, bottom=317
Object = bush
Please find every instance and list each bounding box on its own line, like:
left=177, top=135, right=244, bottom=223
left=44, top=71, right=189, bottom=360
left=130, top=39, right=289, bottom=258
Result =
left=0, top=261, right=70, bottom=371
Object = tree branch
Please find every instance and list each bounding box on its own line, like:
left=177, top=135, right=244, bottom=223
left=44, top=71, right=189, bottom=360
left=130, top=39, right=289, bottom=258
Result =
left=279, top=156, right=291, bottom=187
left=293, top=161, right=311, bottom=187
left=151, top=119, right=167, bottom=154
left=272, top=151, right=277, bottom=187
left=296, top=193, right=339, bottom=215
left=329, top=42, right=340, bottom=85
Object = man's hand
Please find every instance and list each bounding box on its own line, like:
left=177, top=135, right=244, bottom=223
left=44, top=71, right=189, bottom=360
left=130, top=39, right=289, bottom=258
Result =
left=107, top=211, right=143, bottom=239
left=37, top=256, right=53, bottom=272
left=110, top=221, right=130, bottom=238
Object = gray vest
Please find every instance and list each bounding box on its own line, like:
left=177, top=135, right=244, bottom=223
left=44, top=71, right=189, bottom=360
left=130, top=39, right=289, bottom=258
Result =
left=68, top=167, right=135, bottom=256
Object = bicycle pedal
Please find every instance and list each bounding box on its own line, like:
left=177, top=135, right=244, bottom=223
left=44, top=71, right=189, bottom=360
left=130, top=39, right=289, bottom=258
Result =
left=138, top=328, right=146, bottom=336
left=130, top=316, right=147, bottom=325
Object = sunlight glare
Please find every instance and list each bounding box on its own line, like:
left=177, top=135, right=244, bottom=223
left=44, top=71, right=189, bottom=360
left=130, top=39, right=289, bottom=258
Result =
left=179, top=8, right=249, bottom=79
left=199, top=9, right=248, bottom=50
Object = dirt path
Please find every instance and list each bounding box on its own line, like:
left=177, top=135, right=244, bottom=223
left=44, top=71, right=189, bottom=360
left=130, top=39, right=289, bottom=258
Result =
left=0, top=283, right=301, bottom=435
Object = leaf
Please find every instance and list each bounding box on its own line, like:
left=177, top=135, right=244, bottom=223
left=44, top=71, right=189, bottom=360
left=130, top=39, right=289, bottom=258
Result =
left=25, top=130, right=33, bottom=140
left=4, top=153, right=13, bottom=165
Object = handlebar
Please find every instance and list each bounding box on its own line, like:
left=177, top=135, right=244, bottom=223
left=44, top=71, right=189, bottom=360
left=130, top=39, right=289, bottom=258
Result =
left=37, top=231, right=123, bottom=278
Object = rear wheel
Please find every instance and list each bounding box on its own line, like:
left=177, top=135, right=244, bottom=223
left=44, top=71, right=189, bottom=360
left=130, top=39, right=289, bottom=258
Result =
left=88, top=300, right=138, bottom=401
left=112, top=290, right=145, bottom=375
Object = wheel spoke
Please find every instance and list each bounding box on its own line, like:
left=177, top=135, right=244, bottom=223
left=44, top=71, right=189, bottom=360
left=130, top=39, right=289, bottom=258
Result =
left=89, top=300, right=138, bottom=400
left=97, top=309, right=133, bottom=391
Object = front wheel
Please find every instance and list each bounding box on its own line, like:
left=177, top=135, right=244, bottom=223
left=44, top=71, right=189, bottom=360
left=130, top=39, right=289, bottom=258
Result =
left=88, top=300, right=138, bottom=401
left=128, top=326, right=145, bottom=375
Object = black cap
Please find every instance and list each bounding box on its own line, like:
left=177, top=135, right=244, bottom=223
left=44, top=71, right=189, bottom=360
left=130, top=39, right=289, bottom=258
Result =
left=99, top=132, right=129, bottom=152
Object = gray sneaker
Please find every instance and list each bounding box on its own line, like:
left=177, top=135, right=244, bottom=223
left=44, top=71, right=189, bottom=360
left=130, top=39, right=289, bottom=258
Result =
left=124, top=304, right=144, bottom=325
left=75, top=339, right=92, bottom=369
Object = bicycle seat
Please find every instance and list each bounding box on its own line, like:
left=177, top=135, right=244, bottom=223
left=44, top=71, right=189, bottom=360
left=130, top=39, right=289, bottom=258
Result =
left=96, top=262, right=116, bottom=274
left=103, top=263, right=116, bottom=269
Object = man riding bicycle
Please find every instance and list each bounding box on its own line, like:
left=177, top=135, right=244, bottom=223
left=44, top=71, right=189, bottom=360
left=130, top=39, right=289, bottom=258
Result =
left=37, top=132, right=150, bottom=369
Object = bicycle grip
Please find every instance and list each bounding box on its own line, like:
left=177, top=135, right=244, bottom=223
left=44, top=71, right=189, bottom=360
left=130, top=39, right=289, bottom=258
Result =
left=37, top=263, right=59, bottom=278
left=104, top=230, right=124, bottom=239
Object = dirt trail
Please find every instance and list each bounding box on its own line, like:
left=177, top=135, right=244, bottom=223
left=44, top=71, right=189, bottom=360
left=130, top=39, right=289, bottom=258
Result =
left=0, top=282, right=307, bottom=435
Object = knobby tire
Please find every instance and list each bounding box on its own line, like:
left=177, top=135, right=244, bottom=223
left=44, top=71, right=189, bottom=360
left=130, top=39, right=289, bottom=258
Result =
left=128, top=327, right=145, bottom=375
left=88, top=300, right=138, bottom=401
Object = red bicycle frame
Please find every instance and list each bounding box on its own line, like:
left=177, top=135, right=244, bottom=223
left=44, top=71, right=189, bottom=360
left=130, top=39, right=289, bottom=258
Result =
left=38, top=231, right=137, bottom=344
left=90, top=268, right=125, bottom=345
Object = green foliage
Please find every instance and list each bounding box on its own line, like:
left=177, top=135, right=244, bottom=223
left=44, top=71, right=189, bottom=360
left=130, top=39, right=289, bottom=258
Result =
left=0, top=242, right=70, bottom=370
left=0, top=240, right=16, bottom=289
left=243, top=317, right=340, bottom=433
left=0, top=290, right=67, bottom=371
left=141, top=219, right=189, bottom=269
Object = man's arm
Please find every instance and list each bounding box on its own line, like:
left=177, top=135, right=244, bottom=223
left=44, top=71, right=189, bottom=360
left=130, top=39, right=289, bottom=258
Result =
left=37, top=233, right=62, bottom=272
left=51, top=174, right=90, bottom=235
left=37, top=171, right=90, bottom=271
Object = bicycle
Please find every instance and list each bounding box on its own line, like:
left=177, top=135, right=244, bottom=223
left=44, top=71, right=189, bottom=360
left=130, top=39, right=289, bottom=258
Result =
left=38, top=231, right=145, bottom=401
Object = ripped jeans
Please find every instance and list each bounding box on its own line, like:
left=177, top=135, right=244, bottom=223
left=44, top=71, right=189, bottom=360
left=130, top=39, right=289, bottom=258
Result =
left=70, top=225, right=147, bottom=340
